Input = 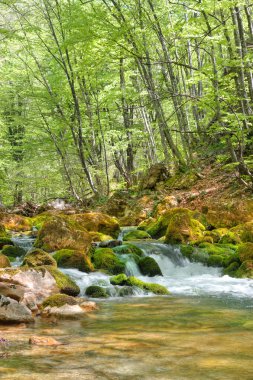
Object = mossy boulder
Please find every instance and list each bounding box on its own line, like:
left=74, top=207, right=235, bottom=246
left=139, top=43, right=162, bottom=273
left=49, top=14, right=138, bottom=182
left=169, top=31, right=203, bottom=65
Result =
left=2, top=245, right=26, bottom=258
left=223, top=262, right=240, bottom=276
left=53, top=249, right=93, bottom=272
left=204, top=228, right=229, bottom=243
left=85, top=285, right=108, bottom=298
left=67, top=212, right=120, bottom=239
left=36, top=266, right=80, bottom=296
left=89, top=232, right=113, bottom=242
left=207, top=255, right=224, bottom=267
left=92, top=248, right=125, bottom=274
left=138, top=257, right=162, bottom=276
left=22, top=249, right=57, bottom=268
left=234, top=260, right=253, bottom=278
left=219, top=231, right=241, bottom=245
left=41, top=294, right=78, bottom=309
left=237, top=243, right=253, bottom=262
left=123, top=230, right=151, bottom=241
left=110, top=273, right=128, bottom=285
left=180, top=245, right=194, bottom=258
left=0, top=254, right=11, bottom=268
left=231, top=222, right=253, bottom=243
left=34, top=216, right=92, bottom=253
left=0, top=213, right=32, bottom=232
left=126, top=276, right=169, bottom=295
left=112, top=244, right=144, bottom=257
left=0, top=237, right=13, bottom=250
left=165, top=209, right=205, bottom=244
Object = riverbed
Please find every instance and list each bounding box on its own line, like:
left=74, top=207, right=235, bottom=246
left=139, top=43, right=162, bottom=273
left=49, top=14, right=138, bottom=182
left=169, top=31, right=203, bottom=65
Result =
left=1, top=295, right=253, bottom=380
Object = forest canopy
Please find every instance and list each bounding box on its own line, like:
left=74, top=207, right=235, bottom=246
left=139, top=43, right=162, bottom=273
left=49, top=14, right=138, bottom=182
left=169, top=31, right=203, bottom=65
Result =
left=0, top=0, right=253, bottom=205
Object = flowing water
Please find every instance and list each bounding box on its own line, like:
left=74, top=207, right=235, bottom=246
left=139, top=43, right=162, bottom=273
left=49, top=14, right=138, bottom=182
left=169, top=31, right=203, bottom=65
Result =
left=2, top=234, right=253, bottom=379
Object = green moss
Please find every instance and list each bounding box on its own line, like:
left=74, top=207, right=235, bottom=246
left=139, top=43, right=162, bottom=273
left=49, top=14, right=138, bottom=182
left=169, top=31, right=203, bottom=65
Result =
left=219, top=231, right=241, bottom=245
left=231, top=222, right=253, bottom=243
left=138, top=257, right=162, bottom=276
left=110, top=273, right=128, bottom=285
left=112, top=244, right=144, bottom=257
left=0, top=238, right=13, bottom=249
left=0, top=254, right=11, bottom=268
left=41, top=294, right=78, bottom=309
left=207, top=255, right=225, bottom=267
left=53, top=249, right=93, bottom=272
left=93, top=248, right=125, bottom=275
left=191, top=250, right=209, bottom=264
left=223, top=253, right=241, bottom=268
left=1, top=245, right=26, bottom=258
left=198, top=243, right=234, bottom=256
left=234, top=260, right=253, bottom=278
left=85, top=285, right=108, bottom=298
left=22, top=248, right=57, bottom=268
left=37, top=265, right=80, bottom=296
left=223, top=262, right=240, bottom=276
left=180, top=245, right=194, bottom=258
left=165, top=209, right=205, bottom=244
left=126, top=276, right=169, bottom=295
left=237, top=243, right=253, bottom=262
left=123, top=230, right=151, bottom=241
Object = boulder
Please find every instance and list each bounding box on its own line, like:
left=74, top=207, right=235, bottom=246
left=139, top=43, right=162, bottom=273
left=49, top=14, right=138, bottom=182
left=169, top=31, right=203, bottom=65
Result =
left=34, top=216, right=92, bottom=252
left=85, top=285, right=108, bottom=298
left=123, top=230, right=151, bottom=241
left=41, top=294, right=97, bottom=317
left=0, top=254, right=11, bottom=268
left=0, top=268, right=59, bottom=309
left=92, top=248, right=125, bottom=274
left=139, top=163, right=170, bottom=190
left=0, top=282, right=25, bottom=301
left=0, top=295, right=34, bottom=323
left=22, top=248, right=57, bottom=268
left=98, top=240, right=122, bottom=248
left=1, top=245, right=26, bottom=258
left=0, top=238, right=13, bottom=250
left=53, top=249, right=93, bottom=272
left=0, top=213, right=32, bottom=232
left=138, top=257, right=162, bottom=277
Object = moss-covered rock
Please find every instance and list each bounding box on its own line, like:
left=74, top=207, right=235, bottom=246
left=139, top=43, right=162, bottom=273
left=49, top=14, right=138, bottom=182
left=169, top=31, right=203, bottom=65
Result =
left=112, top=244, right=144, bottom=257
left=41, top=294, right=78, bottom=309
left=89, top=232, right=113, bottom=242
left=53, top=249, right=93, bottom=272
left=85, top=285, right=108, bottom=298
left=22, top=248, right=57, bottom=268
left=237, top=243, right=253, bottom=262
left=219, top=231, right=241, bottom=245
left=123, top=230, right=151, bottom=241
left=34, top=216, right=92, bottom=253
left=110, top=273, right=128, bottom=285
left=234, top=260, right=253, bottom=278
left=165, top=209, right=205, bottom=244
left=67, top=212, right=120, bottom=239
left=1, top=245, right=26, bottom=258
left=0, top=237, right=13, bottom=250
left=126, top=276, right=169, bottom=295
left=231, top=222, right=253, bottom=243
left=180, top=245, right=194, bottom=258
left=36, top=266, right=80, bottom=296
left=207, top=255, right=224, bottom=267
left=0, top=254, right=11, bottom=268
left=223, top=262, right=240, bottom=276
left=0, top=213, right=32, bottom=232
left=92, top=248, right=125, bottom=274
left=138, top=257, right=162, bottom=276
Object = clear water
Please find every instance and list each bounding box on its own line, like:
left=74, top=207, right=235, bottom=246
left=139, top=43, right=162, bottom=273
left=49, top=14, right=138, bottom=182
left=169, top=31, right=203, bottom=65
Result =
left=1, top=296, right=253, bottom=379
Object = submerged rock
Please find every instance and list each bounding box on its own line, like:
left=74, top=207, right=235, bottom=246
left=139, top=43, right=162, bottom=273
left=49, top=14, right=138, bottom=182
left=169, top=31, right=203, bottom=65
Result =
left=0, top=295, right=34, bottom=323
left=29, top=336, right=63, bottom=346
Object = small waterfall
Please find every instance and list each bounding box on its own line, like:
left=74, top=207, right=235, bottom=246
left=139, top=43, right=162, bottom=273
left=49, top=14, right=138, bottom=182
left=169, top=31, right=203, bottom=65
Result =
left=118, top=226, right=137, bottom=242
left=121, top=254, right=142, bottom=277
left=11, top=235, right=35, bottom=253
